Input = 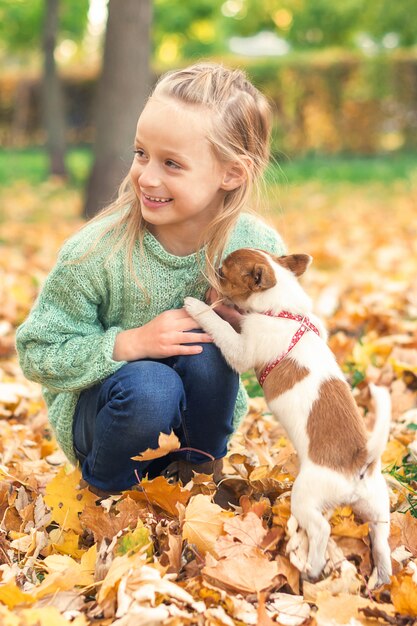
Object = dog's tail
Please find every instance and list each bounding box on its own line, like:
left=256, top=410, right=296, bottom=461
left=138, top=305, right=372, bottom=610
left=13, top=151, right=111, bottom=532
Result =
left=366, top=383, right=391, bottom=465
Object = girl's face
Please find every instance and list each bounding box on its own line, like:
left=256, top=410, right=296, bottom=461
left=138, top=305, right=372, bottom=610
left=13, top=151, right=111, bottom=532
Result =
left=129, top=97, right=231, bottom=248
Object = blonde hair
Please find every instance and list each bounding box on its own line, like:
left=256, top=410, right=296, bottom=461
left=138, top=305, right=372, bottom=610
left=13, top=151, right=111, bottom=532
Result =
left=84, top=62, right=272, bottom=293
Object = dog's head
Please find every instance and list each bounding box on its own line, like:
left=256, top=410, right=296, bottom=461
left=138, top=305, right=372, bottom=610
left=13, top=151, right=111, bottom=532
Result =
left=217, top=249, right=312, bottom=311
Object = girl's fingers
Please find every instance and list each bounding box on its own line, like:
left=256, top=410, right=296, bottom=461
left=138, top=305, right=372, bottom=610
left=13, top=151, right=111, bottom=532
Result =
left=176, top=331, right=213, bottom=344
left=176, top=344, right=205, bottom=355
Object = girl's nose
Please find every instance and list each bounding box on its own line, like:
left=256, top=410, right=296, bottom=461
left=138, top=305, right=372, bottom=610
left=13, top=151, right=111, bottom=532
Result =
left=138, top=162, right=161, bottom=187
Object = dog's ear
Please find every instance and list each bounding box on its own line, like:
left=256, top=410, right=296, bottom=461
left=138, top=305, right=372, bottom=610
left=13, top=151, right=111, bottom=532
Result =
left=248, top=262, right=276, bottom=291
left=276, top=254, right=312, bottom=277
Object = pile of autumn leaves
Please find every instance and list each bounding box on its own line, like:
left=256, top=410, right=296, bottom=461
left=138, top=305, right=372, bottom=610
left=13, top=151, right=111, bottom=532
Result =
left=1, top=181, right=417, bottom=625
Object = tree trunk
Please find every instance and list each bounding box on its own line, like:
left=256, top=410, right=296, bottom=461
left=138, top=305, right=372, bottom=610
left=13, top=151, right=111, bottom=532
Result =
left=83, top=0, right=152, bottom=219
left=42, top=0, right=67, bottom=177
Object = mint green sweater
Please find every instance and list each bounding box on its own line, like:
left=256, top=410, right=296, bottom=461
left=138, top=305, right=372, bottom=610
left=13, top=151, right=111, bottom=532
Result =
left=16, top=212, right=285, bottom=463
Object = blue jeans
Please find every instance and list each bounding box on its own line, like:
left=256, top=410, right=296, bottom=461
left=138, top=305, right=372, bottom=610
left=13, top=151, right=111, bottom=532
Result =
left=72, top=342, right=239, bottom=492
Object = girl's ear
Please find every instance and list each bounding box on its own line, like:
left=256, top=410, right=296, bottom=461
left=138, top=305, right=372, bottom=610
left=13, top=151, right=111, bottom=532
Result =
left=220, top=158, right=251, bottom=191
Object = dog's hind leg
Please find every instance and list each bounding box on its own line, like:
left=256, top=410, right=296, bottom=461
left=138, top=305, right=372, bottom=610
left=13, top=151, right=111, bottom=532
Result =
left=352, top=474, right=392, bottom=587
left=291, top=477, right=330, bottom=580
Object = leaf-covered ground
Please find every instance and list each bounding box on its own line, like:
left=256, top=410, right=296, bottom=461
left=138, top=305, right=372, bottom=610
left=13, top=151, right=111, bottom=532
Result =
left=1, top=179, right=417, bottom=625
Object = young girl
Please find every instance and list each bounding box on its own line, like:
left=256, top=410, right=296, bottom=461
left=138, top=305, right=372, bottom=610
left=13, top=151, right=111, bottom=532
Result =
left=16, top=63, right=285, bottom=500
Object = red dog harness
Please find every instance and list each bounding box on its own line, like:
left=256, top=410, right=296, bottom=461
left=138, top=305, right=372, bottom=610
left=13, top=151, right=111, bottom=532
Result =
left=258, top=310, right=321, bottom=387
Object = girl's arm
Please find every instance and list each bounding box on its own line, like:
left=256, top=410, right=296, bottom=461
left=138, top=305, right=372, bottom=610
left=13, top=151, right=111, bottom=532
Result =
left=16, top=258, right=126, bottom=393
left=16, top=254, right=212, bottom=393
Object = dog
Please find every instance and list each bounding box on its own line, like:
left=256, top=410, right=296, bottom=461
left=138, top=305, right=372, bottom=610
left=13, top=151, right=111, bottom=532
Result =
left=184, top=249, right=392, bottom=587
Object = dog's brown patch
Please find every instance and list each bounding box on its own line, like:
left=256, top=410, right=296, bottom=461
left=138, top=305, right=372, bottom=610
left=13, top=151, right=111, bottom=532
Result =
left=307, top=378, right=368, bottom=473
left=219, top=249, right=276, bottom=304
left=275, top=254, right=311, bottom=277
left=256, top=358, right=310, bottom=402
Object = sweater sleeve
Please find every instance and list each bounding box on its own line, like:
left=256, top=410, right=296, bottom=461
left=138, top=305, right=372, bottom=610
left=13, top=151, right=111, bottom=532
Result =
left=16, top=250, right=126, bottom=393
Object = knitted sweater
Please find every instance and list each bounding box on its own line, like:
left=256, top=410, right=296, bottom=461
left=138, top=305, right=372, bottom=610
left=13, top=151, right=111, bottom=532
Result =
left=16, top=211, right=285, bottom=463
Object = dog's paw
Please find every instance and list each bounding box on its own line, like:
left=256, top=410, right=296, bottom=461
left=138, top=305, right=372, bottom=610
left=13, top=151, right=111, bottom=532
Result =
left=184, top=297, right=211, bottom=319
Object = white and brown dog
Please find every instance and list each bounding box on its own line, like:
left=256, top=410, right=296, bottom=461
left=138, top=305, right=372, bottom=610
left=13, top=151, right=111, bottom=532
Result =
left=184, top=249, right=391, bottom=586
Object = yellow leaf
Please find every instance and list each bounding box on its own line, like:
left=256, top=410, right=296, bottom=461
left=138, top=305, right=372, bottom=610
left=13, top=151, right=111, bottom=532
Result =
left=183, top=494, right=225, bottom=555
left=44, top=465, right=98, bottom=533
left=48, top=528, right=84, bottom=558
left=0, top=578, right=36, bottom=609
left=42, top=554, right=79, bottom=573
left=331, top=518, right=369, bottom=539
left=272, top=498, right=292, bottom=528
left=132, top=430, right=180, bottom=460
left=81, top=543, right=97, bottom=579
left=382, top=439, right=408, bottom=468
left=391, top=570, right=417, bottom=616
left=34, top=567, right=86, bottom=600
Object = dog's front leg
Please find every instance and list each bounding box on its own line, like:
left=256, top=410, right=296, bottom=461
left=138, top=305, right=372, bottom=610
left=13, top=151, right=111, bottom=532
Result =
left=184, top=297, right=252, bottom=372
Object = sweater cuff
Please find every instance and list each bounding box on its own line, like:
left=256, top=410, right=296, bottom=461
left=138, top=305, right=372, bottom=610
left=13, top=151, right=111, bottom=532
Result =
left=102, top=326, right=128, bottom=369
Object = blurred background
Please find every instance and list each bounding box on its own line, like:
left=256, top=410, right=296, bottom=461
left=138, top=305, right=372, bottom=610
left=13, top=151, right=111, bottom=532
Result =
left=0, top=0, right=416, bottom=217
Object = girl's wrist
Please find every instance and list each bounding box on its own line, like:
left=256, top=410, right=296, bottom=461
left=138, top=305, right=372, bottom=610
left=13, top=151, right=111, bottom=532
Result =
left=113, top=327, right=147, bottom=361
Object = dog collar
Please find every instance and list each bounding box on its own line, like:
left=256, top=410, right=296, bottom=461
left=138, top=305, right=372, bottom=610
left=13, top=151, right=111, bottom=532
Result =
left=258, top=310, right=320, bottom=387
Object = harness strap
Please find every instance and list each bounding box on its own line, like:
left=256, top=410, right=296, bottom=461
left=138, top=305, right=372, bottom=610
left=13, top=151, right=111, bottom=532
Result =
left=258, top=310, right=320, bottom=387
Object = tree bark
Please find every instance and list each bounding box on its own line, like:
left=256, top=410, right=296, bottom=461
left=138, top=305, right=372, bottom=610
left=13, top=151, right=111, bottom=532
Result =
left=42, top=0, right=67, bottom=177
left=83, top=0, right=152, bottom=218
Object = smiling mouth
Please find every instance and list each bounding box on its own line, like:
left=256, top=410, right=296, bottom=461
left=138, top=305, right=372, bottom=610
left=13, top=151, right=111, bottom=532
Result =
left=142, top=193, right=172, bottom=203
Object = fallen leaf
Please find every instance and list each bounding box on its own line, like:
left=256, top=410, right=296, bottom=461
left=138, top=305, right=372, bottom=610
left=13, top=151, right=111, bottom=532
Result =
left=128, top=476, right=191, bottom=516
left=131, top=430, right=180, bottom=461
left=390, top=566, right=417, bottom=616
left=183, top=494, right=225, bottom=555
left=203, top=550, right=280, bottom=594
left=391, top=511, right=417, bottom=557
left=44, top=465, right=98, bottom=533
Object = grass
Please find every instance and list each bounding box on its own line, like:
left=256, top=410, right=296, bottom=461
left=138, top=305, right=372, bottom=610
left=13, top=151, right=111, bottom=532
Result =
left=0, top=146, right=91, bottom=187
left=1, top=147, right=417, bottom=188
left=267, top=151, right=417, bottom=185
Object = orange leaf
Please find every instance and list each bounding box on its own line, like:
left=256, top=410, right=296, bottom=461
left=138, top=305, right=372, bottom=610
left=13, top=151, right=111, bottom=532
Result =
left=132, top=431, right=180, bottom=461
left=128, top=476, right=191, bottom=516
left=391, top=569, right=417, bottom=616
left=203, top=550, right=280, bottom=594
left=331, top=518, right=369, bottom=539
left=183, top=494, right=225, bottom=555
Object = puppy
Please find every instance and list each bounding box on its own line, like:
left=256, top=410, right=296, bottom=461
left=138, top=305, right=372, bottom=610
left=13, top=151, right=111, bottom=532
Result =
left=184, top=249, right=391, bottom=586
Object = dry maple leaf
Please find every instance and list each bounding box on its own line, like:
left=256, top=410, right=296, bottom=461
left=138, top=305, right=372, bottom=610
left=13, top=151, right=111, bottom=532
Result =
left=128, top=476, right=191, bottom=516
left=390, top=564, right=417, bottom=616
left=182, top=494, right=226, bottom=555
left=131, top=430, right=180, bottom=461
left=203, top=550, right=280, bottom=594
left=391, top=511, right=417, bottom=558
left=80, top=495, right=145, bottom=543
left=43, top=466, right=98, bottom=534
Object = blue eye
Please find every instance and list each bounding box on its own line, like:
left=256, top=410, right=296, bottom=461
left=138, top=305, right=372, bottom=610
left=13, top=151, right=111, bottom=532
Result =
left=166, top=160, right=180, bottom=169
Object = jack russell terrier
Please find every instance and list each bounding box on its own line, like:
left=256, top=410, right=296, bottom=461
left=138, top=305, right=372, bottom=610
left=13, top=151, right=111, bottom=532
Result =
left=184, top=249, right=391, bottom=587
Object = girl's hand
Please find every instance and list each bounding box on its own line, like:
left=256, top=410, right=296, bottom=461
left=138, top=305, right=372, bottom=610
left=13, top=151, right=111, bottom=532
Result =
left=205, top=288, right=243, bottom=332
left=113, top=309, right=213, bottom=361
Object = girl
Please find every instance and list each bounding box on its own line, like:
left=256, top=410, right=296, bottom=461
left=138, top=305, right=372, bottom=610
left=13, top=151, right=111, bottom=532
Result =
left=16, top=63, right=285, bottom=501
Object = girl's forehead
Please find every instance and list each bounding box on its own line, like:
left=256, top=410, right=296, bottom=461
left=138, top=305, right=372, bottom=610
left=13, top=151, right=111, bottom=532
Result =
left=137, top=96, right=212, bottom=134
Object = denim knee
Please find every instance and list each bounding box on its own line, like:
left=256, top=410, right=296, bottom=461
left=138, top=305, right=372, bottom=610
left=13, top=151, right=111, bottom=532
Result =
left=100, top=360, right=186, bottom=440
left=175, top=340, right=237, bottom=386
